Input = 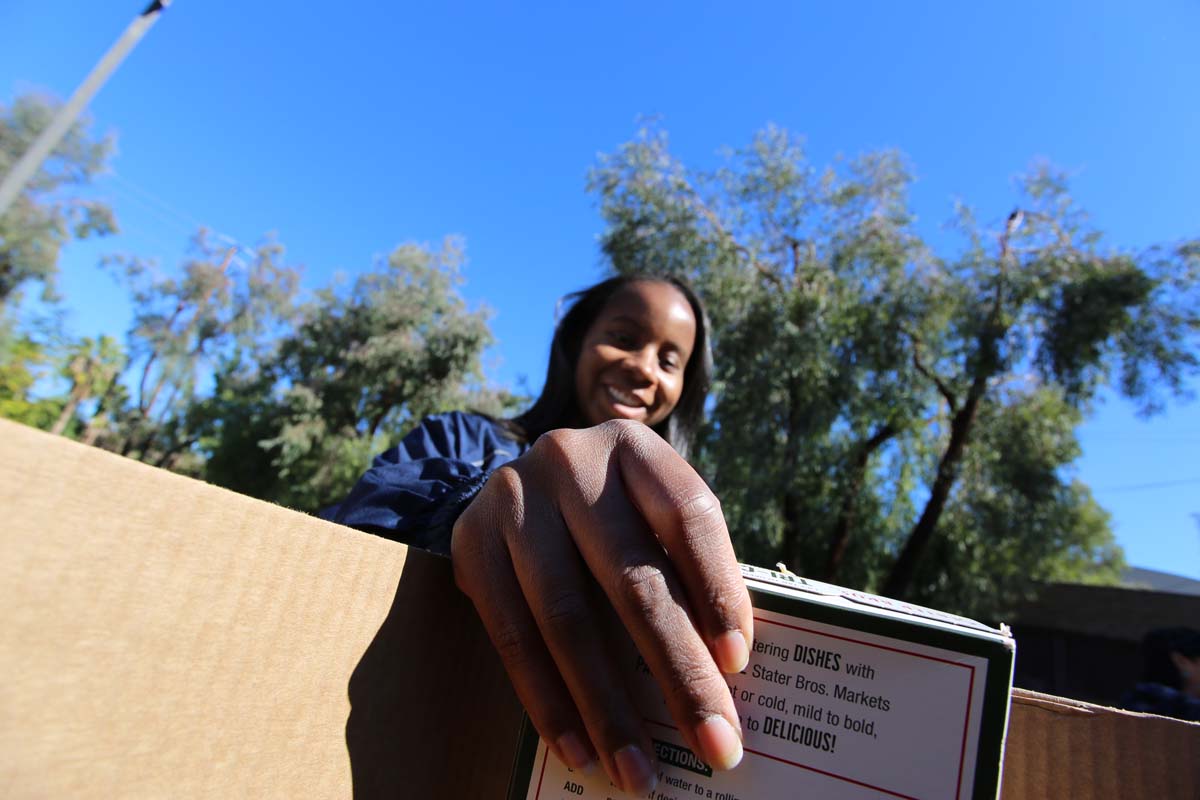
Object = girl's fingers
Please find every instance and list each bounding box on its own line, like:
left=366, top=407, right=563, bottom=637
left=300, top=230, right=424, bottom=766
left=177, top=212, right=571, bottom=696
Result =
left=506, top=490, right=658, bottom=794
left=453, top=420, right=753, bottom=795
left=531, top=422, right=751, bottom=771
left=612, top=423, right=754, bottom=674
left=450, top=468, right=598, bottom=777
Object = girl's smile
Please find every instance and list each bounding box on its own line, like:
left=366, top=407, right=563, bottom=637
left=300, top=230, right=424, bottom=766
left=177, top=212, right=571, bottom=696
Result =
left=574, top=280, right=697, bottom=428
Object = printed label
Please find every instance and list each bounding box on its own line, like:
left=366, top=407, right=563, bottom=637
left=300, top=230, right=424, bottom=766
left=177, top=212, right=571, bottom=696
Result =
left=520, top=607, right=990, bottom=800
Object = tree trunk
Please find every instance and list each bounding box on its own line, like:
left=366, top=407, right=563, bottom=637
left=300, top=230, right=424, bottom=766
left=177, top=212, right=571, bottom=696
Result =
left=880, top=382, right=985, bottom=599
left=153, top=437, right=195, bottom=469
left=823, top=424, right=897, bottom=582
left=49, top=392, right=82, bottom=436
left=0, top=259, right=16, bottom=304
left=781, top=487, right=806, bottom=573
left=779, top=375, right=810, bottom=573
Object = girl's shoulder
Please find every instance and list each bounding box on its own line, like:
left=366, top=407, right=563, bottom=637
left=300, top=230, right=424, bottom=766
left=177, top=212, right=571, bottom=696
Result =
left=374, top=411, right=526, bottom=467
left=422, top=410, right=523, bottom=446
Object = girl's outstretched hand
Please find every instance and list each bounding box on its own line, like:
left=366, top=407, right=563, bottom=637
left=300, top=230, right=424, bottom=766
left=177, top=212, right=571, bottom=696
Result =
left=451, top=419, right=753, bottom=795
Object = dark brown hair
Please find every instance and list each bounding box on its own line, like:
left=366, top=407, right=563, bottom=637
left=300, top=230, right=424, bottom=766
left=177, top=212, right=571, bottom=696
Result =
left=504, top=274, right=712, bottom=461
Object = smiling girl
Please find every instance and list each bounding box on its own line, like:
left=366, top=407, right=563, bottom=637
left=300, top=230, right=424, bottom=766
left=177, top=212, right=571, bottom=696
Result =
left=327, top=275, right=751, bottom=796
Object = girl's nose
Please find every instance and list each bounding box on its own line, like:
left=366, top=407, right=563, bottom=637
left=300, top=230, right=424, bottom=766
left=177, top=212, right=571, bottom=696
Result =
left=625, top=348, right=656, bottom=382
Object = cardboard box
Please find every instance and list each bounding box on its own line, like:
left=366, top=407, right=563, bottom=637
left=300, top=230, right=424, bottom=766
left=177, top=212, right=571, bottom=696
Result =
left=2, top=418, right=1198, bottom=798
left=510, top=564, right=1015, bottom=800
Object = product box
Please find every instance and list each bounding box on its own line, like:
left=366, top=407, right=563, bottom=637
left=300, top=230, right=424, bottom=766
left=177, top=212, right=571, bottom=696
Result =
left=509, top=564, right=1015, bottom=800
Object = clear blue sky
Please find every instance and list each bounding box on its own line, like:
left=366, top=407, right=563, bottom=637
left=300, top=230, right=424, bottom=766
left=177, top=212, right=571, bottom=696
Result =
left=3, top=1, right=1198, bottom=579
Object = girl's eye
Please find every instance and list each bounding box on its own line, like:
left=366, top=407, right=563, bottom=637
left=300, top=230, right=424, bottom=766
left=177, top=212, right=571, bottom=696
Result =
left=610, top=331, right=636, bottom=348
left=661, top=355, right=681, bottom=372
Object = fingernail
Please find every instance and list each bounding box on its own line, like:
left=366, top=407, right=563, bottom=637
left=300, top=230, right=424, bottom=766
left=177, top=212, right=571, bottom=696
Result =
left=695, top=716, right=743, bottom=771
left=713, top=630, right=749, bottom=674
left=556, top=732, right=595, bottom=772
left=613, top=744, right=657, bottom=795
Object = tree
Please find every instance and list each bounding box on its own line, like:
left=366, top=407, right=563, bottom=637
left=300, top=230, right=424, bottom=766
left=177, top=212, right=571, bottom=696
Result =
left=0, top=93, right=120, bottom=439
left=0, top=94, right=116, bottom=305
left=0, top=310, right=63, bottom=429
left=0, top=300, right=124, bottom=436
left=92, top=229, right=301, bottom=472
left=47, top=334, right=123, bottom=436
left=198, top=237, right=520, bottom=512
left=589, top=124, right=1199, bottom=616
left=0, top=92, right=517, bottom=514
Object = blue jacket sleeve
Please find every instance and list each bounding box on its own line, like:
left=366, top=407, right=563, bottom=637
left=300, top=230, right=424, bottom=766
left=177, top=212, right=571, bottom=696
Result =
left=324, top=412, right=519, bottom=556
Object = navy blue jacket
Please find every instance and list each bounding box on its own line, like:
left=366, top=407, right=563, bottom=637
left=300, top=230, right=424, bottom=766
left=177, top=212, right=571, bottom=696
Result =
left=324, top=411, right=528, bottom=555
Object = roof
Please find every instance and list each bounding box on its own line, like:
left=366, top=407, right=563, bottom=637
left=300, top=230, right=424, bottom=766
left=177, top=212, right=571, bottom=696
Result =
left=1121, top=566, right=1200, bottom=597
left=1008, top=570, right=1200, bottom=642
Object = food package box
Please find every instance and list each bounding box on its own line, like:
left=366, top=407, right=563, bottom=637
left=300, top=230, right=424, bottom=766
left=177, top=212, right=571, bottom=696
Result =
left=509, top=563, right=1015, bottom=800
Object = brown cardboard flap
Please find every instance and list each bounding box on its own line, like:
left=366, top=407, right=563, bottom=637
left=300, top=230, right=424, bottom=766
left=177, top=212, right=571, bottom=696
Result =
left=3, top=418, right=1199, bottom=799
left=0, top=419, right=521, bottom=798
left=1003, top=690, right=1200, bottom=799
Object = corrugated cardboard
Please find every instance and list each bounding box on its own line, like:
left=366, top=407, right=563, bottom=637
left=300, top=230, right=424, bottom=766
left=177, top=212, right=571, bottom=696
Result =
left=1004, top=689, right=1199, bottom=799
left=2, top=418, right=1197, bottom=799
left=0, top=418, right=521, bottom=798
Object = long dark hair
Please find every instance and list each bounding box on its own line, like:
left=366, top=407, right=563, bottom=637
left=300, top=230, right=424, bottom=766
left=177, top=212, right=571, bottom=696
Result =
left=504, top=274, right=713, bottom=461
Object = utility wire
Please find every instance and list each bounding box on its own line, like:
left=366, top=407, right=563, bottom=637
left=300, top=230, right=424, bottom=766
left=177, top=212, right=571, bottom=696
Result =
left=107, top=171, right=205, bottom=234
left=0, top=1, right=172, bottom=216
left=1096, top=477, right=1200, bottom=494
left=104, top=171, right=256, bottom=271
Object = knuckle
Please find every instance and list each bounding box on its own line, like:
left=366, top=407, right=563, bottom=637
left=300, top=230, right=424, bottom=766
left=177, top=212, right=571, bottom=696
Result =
left=671, top=492, right=727, bottom=545
left=605, top=417, right=649, bottom=449
left=603, top=417, right=642, bottom=436
left=663, top=656, right=726, bottom=710
left=489, top=619, right=536, bottom=669
left=451, top=476, right=524, bottom=594
left=675, top=491, right=723, bottom=526
left=617, top=562, right=674, bottom=617
left=530, top=428, right=579, bottom=468
left=484, top=465, right=523, bottom=504
left=538, top=590, right=592, bottom=640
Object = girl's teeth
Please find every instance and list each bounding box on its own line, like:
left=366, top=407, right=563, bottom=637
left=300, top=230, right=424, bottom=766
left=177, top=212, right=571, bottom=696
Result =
left=609, top=387, right=639, bottom=406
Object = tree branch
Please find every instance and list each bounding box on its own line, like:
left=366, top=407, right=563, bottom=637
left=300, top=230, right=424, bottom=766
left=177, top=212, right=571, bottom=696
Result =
left=137, top=247, right=237, bottom=416
left=690, top=196, right=786, bottom=292
left=903, top=325, right=958, bottom=412
left=787, top=236, right=802, bottom=281
left=823, top=423, right=899, bottom=582
left=911, top=349, right=957, bottom=413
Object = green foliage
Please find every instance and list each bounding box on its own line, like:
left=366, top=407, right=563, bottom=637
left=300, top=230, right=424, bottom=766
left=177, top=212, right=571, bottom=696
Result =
left=908, top=388, right=1126, bottom=618
left=0, top=94, right=116, bottom=304
left=198, top=237, right=519, bottom=512
left=0, top=94, right=515, bottom=517
left=0, top=312, right=64, bottom=428
left=47, top=334, right=124, bottom=436
left=90, top=230, right=300, bottom=471
left=590, top=124, right=1198, bottom=616
left=0, top=213, right=513, bottom=514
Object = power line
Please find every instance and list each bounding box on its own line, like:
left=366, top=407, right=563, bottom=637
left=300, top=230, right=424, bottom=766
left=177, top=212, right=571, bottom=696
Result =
left=107, top=171, right=205, bottom=234
left=102, top=171, right=255, bottom=272
left=1096, top=477, right=1200, bottom=494
left=0, top=2, right=173, bottom=215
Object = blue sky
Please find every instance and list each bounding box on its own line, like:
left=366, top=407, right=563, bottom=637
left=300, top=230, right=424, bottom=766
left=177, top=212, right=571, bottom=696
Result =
left=3, top=1, right=1198, bottom=579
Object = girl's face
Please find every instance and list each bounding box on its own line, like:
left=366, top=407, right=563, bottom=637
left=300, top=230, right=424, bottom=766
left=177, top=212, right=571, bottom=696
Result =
left=574, top=281, right=697, bottom=429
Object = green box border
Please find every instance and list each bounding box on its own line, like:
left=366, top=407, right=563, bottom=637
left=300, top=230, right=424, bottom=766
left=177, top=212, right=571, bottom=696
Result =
left=508, top=583, right=1014, bottom=800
